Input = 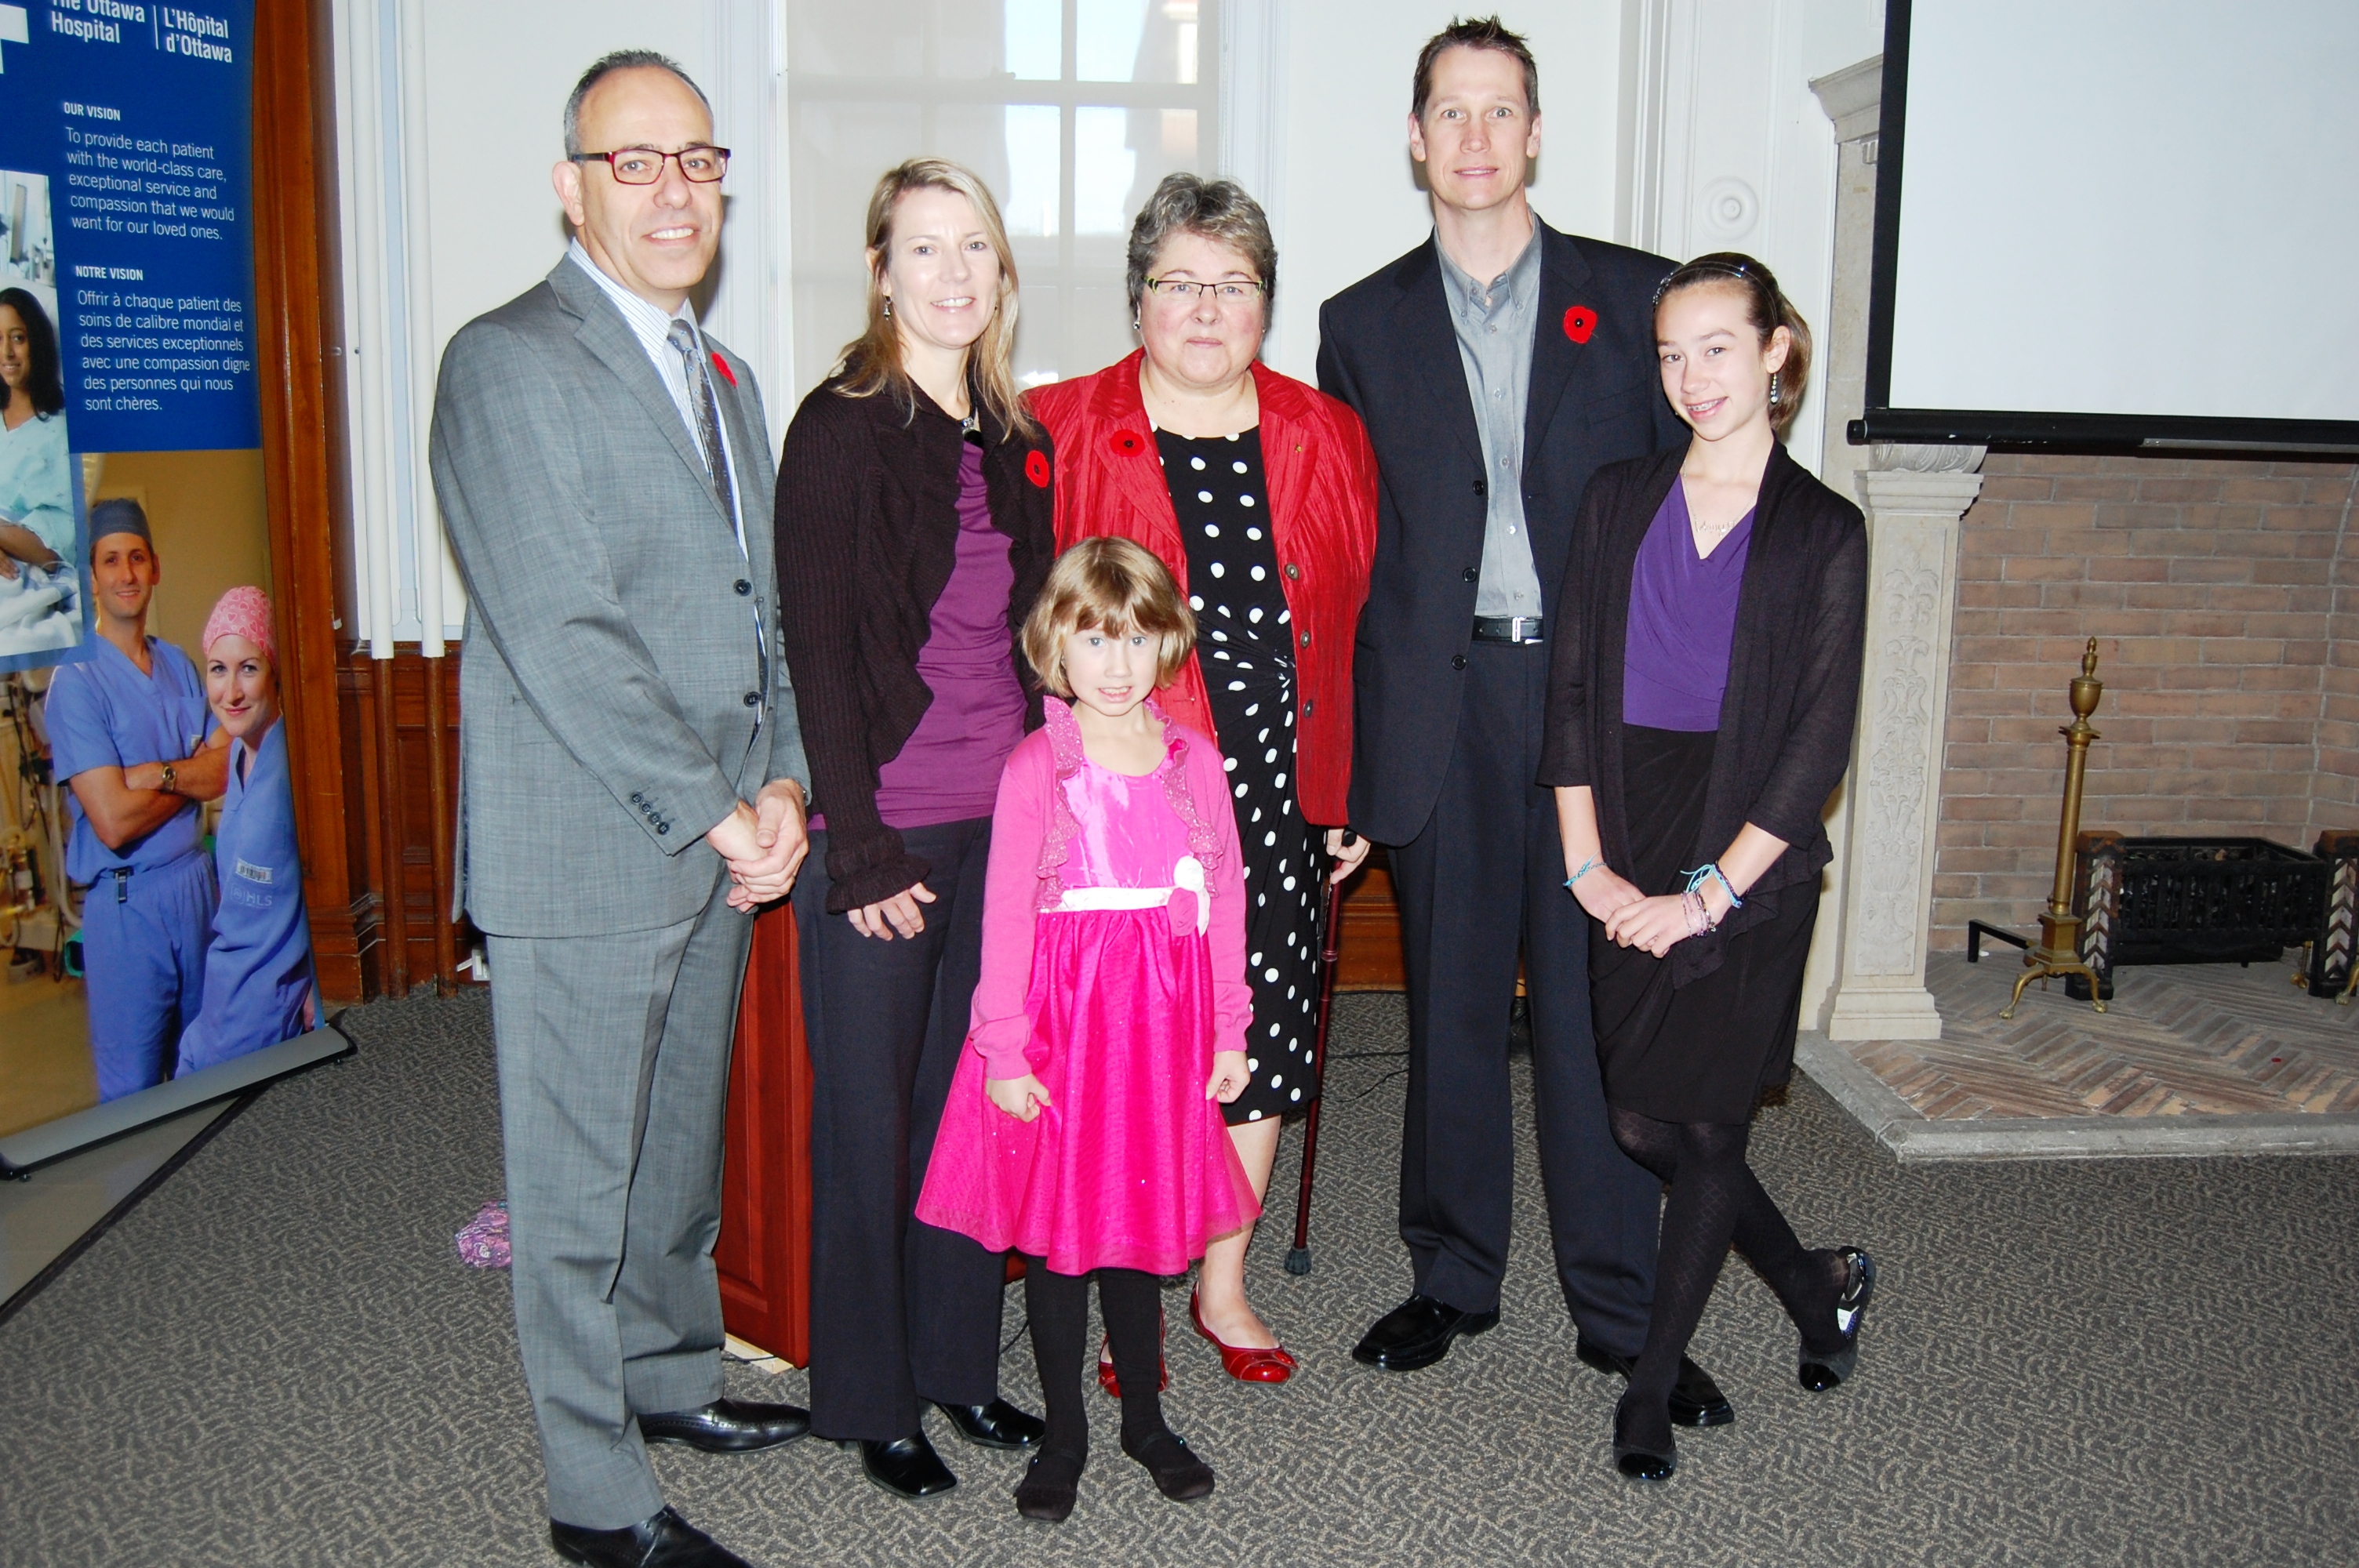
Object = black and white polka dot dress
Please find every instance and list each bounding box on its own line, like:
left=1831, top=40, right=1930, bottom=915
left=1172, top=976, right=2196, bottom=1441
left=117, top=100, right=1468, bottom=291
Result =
left=1156, top=425, right=1325, bottom=1127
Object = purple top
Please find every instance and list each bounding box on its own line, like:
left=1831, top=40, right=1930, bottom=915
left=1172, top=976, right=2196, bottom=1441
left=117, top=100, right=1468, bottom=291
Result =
left=1622, top=479, right=1755, bottom=732
left=861, top=441, right=1027, bottom=829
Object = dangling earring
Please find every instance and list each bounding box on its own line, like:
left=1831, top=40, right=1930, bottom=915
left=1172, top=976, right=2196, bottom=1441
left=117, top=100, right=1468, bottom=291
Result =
left=1131, top=318, right=1141, bottom=333
left=1768, top=371, right=1780, bottom=406
left=882, top=296, right=893, bottom=320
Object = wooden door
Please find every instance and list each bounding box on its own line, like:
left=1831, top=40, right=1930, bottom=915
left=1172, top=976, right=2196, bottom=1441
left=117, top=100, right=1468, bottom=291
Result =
left=716, top=904, right=812, bottom=1365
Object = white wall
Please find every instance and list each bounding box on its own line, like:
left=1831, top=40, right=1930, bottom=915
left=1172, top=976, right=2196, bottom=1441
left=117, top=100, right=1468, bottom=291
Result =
left=1259, top=0, right=1627, bottom=380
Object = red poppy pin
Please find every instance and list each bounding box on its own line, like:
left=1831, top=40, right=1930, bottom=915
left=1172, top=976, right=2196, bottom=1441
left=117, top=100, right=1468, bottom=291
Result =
left=1109, top=427, right=1147, bottom=458
left=709, top=350, right=736, bottom=387
left=1562, top=305, right=1598, bottom=344
left=1025, top=449, right=1051, bottom=488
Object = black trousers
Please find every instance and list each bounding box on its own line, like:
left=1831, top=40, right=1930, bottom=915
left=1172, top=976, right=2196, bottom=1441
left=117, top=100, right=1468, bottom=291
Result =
left=1386, top=641, right=1661, bottom=1353
left=794, top=817, right=1009, bottom=1440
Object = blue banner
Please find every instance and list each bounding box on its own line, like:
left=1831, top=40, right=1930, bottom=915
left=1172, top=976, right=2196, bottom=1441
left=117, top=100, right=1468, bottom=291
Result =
left=0, top=0, right=259, bottom=455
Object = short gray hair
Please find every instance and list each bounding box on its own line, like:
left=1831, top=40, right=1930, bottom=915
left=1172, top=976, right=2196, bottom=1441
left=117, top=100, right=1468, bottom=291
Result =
left=563, top=51, right=711, bottom=159
left=1125, top=174, right=1278, bottom=318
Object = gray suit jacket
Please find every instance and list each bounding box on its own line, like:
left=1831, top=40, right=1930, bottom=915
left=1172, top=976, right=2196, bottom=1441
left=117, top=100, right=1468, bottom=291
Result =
left=431, top=257, right=809, bottom=938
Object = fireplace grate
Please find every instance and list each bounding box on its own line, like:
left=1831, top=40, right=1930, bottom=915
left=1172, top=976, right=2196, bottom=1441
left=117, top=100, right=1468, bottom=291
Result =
left=2069, top=833, right=2357, bottom=1004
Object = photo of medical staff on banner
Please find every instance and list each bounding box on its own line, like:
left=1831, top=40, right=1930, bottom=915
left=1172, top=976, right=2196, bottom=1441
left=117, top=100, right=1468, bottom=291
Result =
left=0, top=0, right=301, bottom=1142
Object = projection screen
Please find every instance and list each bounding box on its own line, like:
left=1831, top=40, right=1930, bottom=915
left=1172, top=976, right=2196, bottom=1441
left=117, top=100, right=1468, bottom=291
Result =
left=1860, top=0, right=2359, bottom=450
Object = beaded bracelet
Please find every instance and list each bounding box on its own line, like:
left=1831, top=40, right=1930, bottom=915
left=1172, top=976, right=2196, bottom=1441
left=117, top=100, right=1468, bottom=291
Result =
left=1565, top=855, right=1601, bottom=889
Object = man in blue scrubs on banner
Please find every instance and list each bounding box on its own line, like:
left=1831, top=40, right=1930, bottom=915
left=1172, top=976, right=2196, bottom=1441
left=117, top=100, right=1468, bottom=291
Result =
left=43, top=499, right=230, bottom=1100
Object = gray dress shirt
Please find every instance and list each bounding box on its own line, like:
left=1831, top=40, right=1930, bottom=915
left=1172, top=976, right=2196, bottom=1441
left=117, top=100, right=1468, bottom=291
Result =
left=1438, top=228, right=1545, bottom=618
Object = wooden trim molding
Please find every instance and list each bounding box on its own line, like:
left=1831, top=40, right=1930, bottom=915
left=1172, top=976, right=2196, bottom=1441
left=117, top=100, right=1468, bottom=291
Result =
left=253, top=0, right=380, bottom=1002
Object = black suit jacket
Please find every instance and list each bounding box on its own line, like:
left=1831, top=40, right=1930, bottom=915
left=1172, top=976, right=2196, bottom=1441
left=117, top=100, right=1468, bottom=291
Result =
left=1318, top=220, right=1687, bottom=844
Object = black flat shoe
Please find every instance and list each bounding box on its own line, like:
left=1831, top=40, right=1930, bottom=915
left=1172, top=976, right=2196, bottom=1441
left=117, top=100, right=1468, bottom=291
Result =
left=549, top=1505, right=751, bottom=1567
left=1798, top=1247, right=1877, bottom=1392
left=933, top=1396, right=1045, bottom=1450
left=1609, top=1394, right=1677, bottom=1484
left=1121, top=1429, right=1215, bottom=1502
left=638, top=1397, right=809, bottom=1453
left=1012, top=1449, right=1085, bottom=1523
left=846, top=1432, right=958, bottom=1499
left=1574, top=1336, right=1737, bottom=1428
left=1350, top=1294, right=1501, bottom=1371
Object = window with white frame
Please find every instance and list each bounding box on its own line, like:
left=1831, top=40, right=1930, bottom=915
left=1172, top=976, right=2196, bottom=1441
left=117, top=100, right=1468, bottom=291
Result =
left=785, top=1, right=1219, bottom=397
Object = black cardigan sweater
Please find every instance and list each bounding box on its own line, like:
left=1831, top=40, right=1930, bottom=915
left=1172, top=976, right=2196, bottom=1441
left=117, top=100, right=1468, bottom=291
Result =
left=1537, top=441, right=1867, bottom=985
left=773, top=373, right=1056, bottom=912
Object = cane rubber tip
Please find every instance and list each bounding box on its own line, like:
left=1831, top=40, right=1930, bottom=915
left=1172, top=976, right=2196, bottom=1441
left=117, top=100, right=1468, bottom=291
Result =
left=1284, top=1248, right=1311, bottom=1276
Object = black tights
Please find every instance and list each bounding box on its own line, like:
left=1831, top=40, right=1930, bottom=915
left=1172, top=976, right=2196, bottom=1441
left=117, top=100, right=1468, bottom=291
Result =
left=1022, top=1258, right=1169, bottom=1479
left=1608, top=1107, right=1848, bottom=1451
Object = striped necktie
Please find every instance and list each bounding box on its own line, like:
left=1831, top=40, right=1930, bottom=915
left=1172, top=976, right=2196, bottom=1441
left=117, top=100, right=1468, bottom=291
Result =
left=666, top=318, right=736, bottom=529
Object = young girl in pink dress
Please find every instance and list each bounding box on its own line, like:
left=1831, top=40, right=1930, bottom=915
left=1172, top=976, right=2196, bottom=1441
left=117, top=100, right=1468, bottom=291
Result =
left=917, top=536, right=1260, bottom=1523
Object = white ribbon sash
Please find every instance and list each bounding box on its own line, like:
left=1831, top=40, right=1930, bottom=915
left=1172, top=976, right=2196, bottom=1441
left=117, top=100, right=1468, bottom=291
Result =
left=1051, top=856, right=1209, bottom=935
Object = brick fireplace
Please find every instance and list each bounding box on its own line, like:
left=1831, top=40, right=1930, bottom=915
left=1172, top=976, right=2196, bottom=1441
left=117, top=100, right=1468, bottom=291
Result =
left=1932, top=453, right=2359, bottom=947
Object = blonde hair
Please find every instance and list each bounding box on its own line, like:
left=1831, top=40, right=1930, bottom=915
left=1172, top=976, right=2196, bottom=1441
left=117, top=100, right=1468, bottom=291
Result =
left=1023, top=539, right=1197, bottom=698
left=834, top=158, right=1038, bottom=441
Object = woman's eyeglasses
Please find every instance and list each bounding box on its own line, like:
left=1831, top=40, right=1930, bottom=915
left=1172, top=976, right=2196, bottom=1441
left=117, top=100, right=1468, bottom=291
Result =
left=1143, top=278, right=1268, bottom=305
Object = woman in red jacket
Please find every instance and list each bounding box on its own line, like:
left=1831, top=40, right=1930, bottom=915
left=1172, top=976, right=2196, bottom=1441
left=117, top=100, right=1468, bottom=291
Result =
left=1030, top=174, right=1378, bottom=1383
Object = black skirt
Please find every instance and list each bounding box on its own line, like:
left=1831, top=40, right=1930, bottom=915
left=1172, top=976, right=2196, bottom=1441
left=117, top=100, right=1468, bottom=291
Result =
left=1589, top=724, right=1819, bottom=1125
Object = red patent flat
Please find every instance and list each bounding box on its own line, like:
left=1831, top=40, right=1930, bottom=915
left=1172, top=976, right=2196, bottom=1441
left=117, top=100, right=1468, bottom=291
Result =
left=1096, top=1312, right=1170, bottom=1399
left=1188, top=1289, right=1296, bottom=1384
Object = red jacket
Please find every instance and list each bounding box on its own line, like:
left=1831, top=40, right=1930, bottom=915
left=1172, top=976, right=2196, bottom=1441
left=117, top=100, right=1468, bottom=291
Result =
left=1029, top=353, right=1379, bottom=827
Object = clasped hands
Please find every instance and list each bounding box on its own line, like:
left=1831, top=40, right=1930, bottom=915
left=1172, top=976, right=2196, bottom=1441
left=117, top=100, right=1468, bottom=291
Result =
left=987, top=1049, right=1249, bottom=1123
left=1571, top=862, right=1734, bottom=959
left=706, top=779, right=809, bottom=912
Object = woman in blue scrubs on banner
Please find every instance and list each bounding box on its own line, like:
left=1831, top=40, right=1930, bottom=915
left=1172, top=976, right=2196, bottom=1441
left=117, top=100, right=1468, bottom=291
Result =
left=175, top=587, right=314, bottom=1073
left=43, top=499, right=230, bottom=1101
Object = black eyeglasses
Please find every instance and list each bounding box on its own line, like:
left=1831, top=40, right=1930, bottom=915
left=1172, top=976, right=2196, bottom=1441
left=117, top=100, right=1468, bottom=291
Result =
left=569, top=145, right=732, bottom=185
left=1143, top=278, right=1268, bottom=305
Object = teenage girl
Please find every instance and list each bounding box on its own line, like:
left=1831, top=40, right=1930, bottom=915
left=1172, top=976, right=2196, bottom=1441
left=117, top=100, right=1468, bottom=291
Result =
left=918, top=536, right=1260, bottom=1522
left=1539, top=252, right=1874, bottom=1482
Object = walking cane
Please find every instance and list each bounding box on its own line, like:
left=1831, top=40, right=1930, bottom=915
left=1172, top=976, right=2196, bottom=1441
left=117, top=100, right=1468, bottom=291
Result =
left=1285, top=832, right=1355, bottom=1276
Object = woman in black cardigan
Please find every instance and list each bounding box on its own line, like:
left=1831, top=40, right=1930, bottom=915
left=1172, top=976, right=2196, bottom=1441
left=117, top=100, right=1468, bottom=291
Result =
left=1539, top=253, right=1874, bottom=1483
left=774, top=159, right=1055, bottom=1498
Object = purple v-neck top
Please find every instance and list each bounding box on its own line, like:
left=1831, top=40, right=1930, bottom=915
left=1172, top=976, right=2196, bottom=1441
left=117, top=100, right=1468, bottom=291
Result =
left=845, top=441, right=1026, bottom=830
left=1622, top=479, right=1755, bottom=732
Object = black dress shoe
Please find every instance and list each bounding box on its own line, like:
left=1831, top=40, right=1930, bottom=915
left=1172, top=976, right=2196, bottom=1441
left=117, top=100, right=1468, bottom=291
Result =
left=847, top=1432, right=958, bottom=1499
left=1609, top=1394, right=1677, bottom=1484
left=933, top=1397, right=1045, bottom=1450
left=549, top=1505, right=752, bottom=1567
left=1574, top=1337, right=1737, bottom=1428
left=1121, top=1429, right=1215, bottom=1502
left=1350, top=1294, right=1500, bottom=1371
left=1798, top=1247, right=1877, bottom=1392
left=638, top=1397, right=809, bottom=1454
left=1012, top=1450, right=1085, bottom=1523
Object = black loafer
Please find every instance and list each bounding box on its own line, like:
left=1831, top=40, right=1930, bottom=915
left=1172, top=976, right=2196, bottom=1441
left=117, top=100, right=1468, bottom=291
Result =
left=848, top=1432, right=958, bottom=1499
left=1574, top=1336, right=1737, bottom=1428
left=1350, top=1294, right=1501, bottom=1371
left=549, top=1505, right=751, bottom=1567
left=1799, top=1247, right=1877, bottom=1392
left=638, top=1397, right=809, bottom=1454
left=933, top=1396, right=1045, bottom=1450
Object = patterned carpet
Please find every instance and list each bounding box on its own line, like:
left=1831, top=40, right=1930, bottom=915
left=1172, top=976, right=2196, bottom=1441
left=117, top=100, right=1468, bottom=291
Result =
left=2, top=989, right=2356, bottom=1565
left=1850, top=953, right=2359, bottom=1120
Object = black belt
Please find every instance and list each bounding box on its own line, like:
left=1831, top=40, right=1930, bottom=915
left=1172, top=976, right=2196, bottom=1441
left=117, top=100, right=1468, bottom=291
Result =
left=1470, top=615, right=1544, bottom=644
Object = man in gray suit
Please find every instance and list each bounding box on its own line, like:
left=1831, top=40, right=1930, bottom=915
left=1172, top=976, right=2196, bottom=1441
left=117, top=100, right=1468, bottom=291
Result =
left=431, top=53, right=809, bottom=1568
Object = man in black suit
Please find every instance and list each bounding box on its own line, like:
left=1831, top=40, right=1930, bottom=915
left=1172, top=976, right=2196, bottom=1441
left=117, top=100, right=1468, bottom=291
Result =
left=1318, top=16, right=1731, bottom=1424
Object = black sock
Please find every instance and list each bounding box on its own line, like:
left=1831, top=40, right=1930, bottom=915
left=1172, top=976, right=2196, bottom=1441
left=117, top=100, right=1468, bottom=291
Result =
left=1022, top=1255, right=1090, bottom=1465
left=1096, top=1266, right=1169, bottom=1452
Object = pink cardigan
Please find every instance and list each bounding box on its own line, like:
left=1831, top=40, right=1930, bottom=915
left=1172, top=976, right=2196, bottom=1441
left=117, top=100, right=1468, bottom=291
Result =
left=966, top=702, right=1252, bottom=1077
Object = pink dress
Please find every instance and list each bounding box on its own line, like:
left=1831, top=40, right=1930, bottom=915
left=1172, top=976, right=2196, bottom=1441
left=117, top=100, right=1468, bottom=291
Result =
left=916, top=699, right=1261, bottom=1276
